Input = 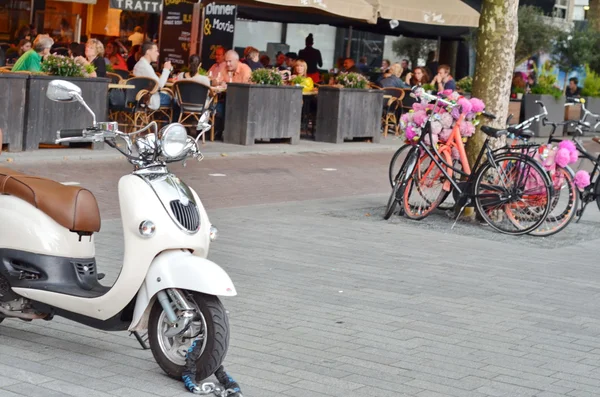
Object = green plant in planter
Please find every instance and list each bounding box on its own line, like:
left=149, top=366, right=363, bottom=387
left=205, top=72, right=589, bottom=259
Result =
left=41, top=55, right=94, bottom=77
left=335, top=72, right=368, bottom=89
left=106, top=64, right=115, bottom=73
left=291, top=75, right=304, bottom=86
left=421, top=83, right=435, bottom=92
left=250, top=68, right=283, bottom=86
left=514, top=86, right=525, bottom=95
left=530, top=62, right=562, bottom=100
left=456, top=76, right=473, bottom=93
left=582, top=65, right=600, bottom=98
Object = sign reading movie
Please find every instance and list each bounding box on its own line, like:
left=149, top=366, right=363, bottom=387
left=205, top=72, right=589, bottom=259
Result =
left=158, top=0, right=195, bottom=68
left=200, top=2, right=237, bottom=70
left=110, top=0, right=162, bottom=14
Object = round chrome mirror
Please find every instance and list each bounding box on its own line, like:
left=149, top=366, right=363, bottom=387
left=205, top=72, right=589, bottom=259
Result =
left=47, top=80, right=82, bottom=102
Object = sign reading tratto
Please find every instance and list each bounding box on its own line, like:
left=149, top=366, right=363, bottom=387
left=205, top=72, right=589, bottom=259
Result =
left=110, top=0, right=163, bottom=13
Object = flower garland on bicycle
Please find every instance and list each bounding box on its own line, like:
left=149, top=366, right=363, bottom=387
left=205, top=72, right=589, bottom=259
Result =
left=399, top=89, right=485, bottom=148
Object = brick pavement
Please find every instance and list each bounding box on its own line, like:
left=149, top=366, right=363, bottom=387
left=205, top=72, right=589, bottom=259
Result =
left=1, top=152, right=600, bottom=396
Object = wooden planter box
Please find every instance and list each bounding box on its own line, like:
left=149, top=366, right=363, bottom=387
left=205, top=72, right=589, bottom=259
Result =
left=314, top=86, right=383, bottom=144
left=223, top=83, right=302, bottom=145
left=23, top=75, right=109, bottom=151
left=0, top=73, right=28, bottom=151
left=523, top=94, right=565, bottom=137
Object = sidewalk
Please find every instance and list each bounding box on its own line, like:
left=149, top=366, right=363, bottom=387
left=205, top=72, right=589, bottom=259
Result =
left=1, top=136, right=405, bottom=165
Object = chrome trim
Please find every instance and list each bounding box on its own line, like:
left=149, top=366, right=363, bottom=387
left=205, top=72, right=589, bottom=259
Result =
left=135, top=172, right=200, bottom=234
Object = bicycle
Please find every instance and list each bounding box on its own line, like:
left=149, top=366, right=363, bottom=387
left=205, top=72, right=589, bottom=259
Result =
left=503, top=101, right=579, bottom=237
left=385, top=88, right=554, bottom=236
left=542, top=97, right=599, bottom=223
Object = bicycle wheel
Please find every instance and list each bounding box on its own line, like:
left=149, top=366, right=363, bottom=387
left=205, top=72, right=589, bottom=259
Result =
left=383, top=146, right=416, bottom=219
left=530, top=166, right=578, bottom=237
left=595, top=176, right=600, bottom=212
left=388, top=144, right=411, bottom=187
left=402, top=151, right=450, bottom=220
left=474, top=154, right=552, bottom=235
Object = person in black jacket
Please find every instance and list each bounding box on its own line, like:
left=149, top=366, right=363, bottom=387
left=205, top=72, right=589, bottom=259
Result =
left=298, top=33, right=323, bottom=83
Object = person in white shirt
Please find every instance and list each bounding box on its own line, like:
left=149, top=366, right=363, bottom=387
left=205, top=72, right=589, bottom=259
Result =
left=133, top=41, right=172, bottom=111
left=128, top=26, right=145, bottom=47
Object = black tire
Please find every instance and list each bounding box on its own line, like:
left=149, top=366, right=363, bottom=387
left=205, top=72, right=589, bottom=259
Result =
left=530, top=166, right=578, bottom=237
left=383, top=182, right=401, bottom=220
left=148, top=291, right=229, bottom=382
left=388, top=144, right=411, bottom=187
left=595, top=175, right=600, bottom=212
left=474, top=154, right=552, bottom=235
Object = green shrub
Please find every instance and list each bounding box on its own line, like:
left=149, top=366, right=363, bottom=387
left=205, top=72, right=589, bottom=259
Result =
left=582, top=64, right=600, bottom=98
left=250, top=68, right=283, bottom=86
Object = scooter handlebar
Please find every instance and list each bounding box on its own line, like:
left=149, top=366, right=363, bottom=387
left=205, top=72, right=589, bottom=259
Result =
left=57, top=129, right=85, bottom=139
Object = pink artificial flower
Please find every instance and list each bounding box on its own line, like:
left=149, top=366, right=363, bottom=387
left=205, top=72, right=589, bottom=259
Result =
left=569, top=149, right=579, bottom=164
left=448, top=91, right=460, bottom=101
left=574, top=170, right=591, bottom=189
left=470, top=98, right=485, bottom=113
left=441, top=89, right=453, bottom=97
left=400, top=113, right=412, bottom=125
left=413, top=110, right=428, bottom=127
left=440, top=113, right=454, bottom=129
left=405, top=125, right=417, bottom=141
left=431, top=120, right=443, bottom=135
left=424, top=132, right=438, bottom=147
left=451, top=147, right=460, bottom=160
left=412, top=102, right=426, bottom=112
left=439, top=128, right=453, bottom=142
left=451, top=106, right=461, bottom=119
left=558, top=140, right=578, bottom=163
left=555, top=148, right=570, bottom=168
left=458, top=98, right=472, bottom=115
left=460, top=121, right=476, bottom=137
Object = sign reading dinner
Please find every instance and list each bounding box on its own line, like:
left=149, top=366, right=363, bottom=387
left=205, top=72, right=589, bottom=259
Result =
left=110, top=0, right=162, bottom=14
left=201, top=3, right=236, bottom=70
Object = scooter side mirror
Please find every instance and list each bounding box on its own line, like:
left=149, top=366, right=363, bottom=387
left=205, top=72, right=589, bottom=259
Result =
left=47, top=80, right=82, bottom=103
left=47, top=80, right=97, bottom=126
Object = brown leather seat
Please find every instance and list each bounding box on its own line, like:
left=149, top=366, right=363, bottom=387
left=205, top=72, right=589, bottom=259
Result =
left=0, top=167, right=101, bottom=234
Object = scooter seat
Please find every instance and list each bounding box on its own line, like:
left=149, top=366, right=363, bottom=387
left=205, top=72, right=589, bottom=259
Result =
left=0, top=167, right=101, bottom=234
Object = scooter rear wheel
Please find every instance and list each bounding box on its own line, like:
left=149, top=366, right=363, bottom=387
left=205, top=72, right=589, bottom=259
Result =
left=148, top=291, right=229, bottom=382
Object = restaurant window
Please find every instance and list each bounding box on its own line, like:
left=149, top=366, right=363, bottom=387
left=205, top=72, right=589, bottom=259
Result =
left=233, top=19, right=282, bottom=53
left=335, top=28, right=385, bottom=69
left=285, top=23, right=336, bottom=70
left=0, top=0, right=32, bottom=42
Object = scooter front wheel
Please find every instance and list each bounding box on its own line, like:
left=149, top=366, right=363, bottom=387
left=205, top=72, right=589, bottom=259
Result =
left=148, top=291, right=229, bottom=382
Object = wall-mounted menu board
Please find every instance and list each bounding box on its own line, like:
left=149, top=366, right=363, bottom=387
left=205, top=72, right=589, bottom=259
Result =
left=158, top=0, right=196, bottom=68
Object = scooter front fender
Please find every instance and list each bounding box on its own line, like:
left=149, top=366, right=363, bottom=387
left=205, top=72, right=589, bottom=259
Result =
left=129, top=249, right=236, bottom=332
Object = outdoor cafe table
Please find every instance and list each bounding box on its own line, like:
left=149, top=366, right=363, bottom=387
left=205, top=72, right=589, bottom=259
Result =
left=108, top=84, right=135, bottom=89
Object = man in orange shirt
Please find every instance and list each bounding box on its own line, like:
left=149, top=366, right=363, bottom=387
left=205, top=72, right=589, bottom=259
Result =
left=224, top=50, right=251, bottom=84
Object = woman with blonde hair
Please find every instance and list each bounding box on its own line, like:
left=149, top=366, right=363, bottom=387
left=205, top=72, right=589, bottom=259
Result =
left=76, top=38, right=105, bottom=77
left=291, top=59, right=314, bottom=93
left=379, top=63, right=407, bottom=88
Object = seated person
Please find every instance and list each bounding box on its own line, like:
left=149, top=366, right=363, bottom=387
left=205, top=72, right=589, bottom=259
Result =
left=177, top=54, right=210, bottom=86
left=244, top=47, right=263, bottom=71
left=223, top=50, right=251, bottom=84
left=431, top=64, right=456, bottom=91
left=75, top=39, right=106, bottom=78
left=379, top=63, right=408, bottom=88
left=291, top=60, right=314, bottom=93
left=342, top=57, right=360, bottom=73
left=405, top=67, right=430, bottom=87
left=566, top=77, right=581, bottom=98
left=133, top=41, right=173, bottom=111
left=12, top=34, right=53, bottom=72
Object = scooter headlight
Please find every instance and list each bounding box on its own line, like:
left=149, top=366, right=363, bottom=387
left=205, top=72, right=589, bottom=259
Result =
left=160, top=123, right=188, bottom=159
left=209, top=225, right=218, bottom=241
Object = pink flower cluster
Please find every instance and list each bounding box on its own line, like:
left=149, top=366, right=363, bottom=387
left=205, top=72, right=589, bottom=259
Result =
left=534, top=141, right=590, bottom=189
left=399, top=90, right=486, bottom=146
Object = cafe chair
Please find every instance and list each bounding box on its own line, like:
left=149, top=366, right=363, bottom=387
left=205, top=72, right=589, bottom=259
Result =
left=106, top=72, right=123, bottom=84
left=0, top=66, right=12, bottom=73
left=113, top=69, right=130, bottom=80
left=382, top=88, right=405, bottom=137
left=109, top=76, right=157, bottom=132
left=147, top=86, right=174, bottom=128
left=172, top=81, right=212, bottom=143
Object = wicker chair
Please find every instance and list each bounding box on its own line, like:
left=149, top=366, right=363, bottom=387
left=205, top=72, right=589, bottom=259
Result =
left=382, top=88, right=406, bottom=137
left=109, top=77, right=157, bottom=132
left=172, top=81, right=212, bottom=142
left=106, top=72, right=123, bottom=84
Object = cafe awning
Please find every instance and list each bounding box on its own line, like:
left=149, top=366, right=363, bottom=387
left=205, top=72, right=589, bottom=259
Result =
left=376, top=0, right=480, bottom=28
left=52, top=0, right=97, bottom=4
left=229, top=0, right=378, bottom=23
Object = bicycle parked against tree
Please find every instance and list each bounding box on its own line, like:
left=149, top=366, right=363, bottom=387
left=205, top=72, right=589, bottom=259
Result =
left=384, top=88, right=554, bottom=236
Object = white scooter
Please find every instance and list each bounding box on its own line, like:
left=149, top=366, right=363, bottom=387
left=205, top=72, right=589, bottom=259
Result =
left=0, top=79, right=236, bottom=382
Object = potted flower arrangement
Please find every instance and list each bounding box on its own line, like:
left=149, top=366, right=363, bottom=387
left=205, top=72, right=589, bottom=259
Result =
left=514, top=86, right=525, bottom=100
left=315, top=72, right=383, bottom=143
left=224, top=68, right=301, bottom=145
left=23, top=54, right=109, bottom=150
left=523, top=62, right=565, bottom=137
left=399, top=89, right=486, bottom=152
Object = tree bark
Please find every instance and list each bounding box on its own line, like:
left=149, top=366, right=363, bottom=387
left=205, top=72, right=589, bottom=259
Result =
left=589, top=0, right=600, bottom=32
left=465, top=0, right=519, bottom=166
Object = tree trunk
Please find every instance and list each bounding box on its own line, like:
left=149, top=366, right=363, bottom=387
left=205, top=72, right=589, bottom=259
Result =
left=589, top=0, right=600, bottom=32
left=466, top=0, right=519, bottom=166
